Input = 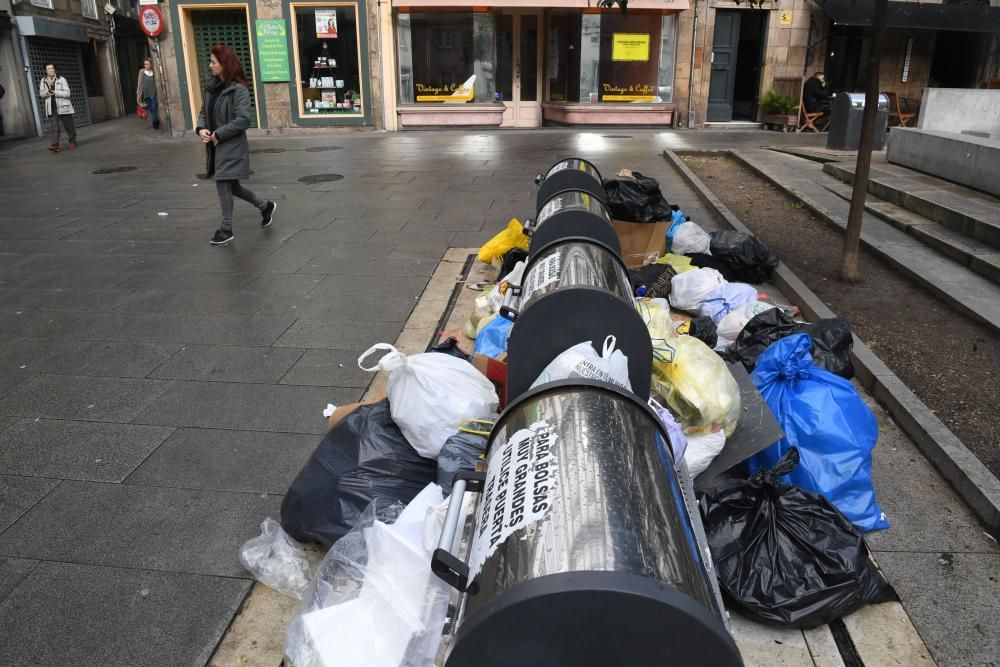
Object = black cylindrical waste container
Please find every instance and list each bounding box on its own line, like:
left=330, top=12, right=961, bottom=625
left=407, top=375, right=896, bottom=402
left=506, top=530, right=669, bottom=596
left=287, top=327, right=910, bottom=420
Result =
left=500, top=240, right=652, bottom=400
left=435, top=381, right=742, bottom=667
left=827, top=92, right=889, bottom=151
left=526, top=189, right=620, bottom=259
left=535, top=158, right=605, bottom=213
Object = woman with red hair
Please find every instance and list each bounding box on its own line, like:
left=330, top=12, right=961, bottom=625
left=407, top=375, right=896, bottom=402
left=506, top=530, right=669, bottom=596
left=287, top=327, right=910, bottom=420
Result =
left=197, top=44, right=277, bottom=245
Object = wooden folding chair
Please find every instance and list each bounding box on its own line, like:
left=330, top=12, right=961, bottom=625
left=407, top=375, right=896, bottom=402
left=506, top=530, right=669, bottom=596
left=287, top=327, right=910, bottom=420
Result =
left=798, top=81, right=830, bottom=133
left=885, top=92, right=917, bottom=127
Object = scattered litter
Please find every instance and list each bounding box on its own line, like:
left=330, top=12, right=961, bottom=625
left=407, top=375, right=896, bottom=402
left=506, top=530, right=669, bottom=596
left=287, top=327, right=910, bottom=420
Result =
left=322, top=404, right=337, bottom=418
left=239, top=518, right=311, bottom=599
left=158, top=212, right=168, bottom=216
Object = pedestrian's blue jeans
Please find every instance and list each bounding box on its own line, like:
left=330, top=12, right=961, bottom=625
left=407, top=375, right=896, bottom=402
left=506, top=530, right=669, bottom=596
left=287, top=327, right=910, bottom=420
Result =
left=145, top=96, right=160, bottom=128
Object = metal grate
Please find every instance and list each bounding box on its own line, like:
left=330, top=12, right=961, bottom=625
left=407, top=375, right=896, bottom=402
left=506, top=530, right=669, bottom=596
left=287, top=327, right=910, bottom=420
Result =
left=191, top=9, right=258, bottom=128
left=26, top=38, right=92, bottom=129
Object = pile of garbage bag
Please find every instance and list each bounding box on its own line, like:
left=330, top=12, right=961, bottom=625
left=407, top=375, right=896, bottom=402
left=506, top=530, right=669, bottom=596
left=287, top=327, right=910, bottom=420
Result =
left=233, top=166, right=894, bottom=665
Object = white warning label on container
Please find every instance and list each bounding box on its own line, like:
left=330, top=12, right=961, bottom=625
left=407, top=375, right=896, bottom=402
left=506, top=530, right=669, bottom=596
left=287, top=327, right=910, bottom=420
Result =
left=522, top=252, right=561, bottom=298
left=467, top=420, right=559, bottom=582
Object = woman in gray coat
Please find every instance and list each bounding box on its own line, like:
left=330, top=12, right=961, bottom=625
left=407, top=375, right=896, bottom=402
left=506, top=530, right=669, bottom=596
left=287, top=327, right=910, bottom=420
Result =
left=196, top=44, right=276, bottom=245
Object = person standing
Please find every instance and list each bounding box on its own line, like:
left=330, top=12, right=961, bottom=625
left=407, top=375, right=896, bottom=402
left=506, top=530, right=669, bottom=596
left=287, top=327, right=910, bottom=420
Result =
left=38, top=64, right=76, bottom=152
left=136, top=58, right=160, bottom=130
left=196, top=44, right=276, bottom=245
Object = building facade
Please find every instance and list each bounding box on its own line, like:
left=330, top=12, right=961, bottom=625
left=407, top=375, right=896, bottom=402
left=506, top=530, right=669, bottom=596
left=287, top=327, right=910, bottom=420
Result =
left=145, top=0, right=1000, bottom=134
left=1, top=0, right=132, bottom=138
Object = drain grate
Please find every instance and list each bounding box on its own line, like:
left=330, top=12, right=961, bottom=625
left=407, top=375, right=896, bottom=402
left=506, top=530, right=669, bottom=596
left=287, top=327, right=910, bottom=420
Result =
left=93, top=166, right=138, bottom=174
left=602, top=135, right=633, bottom=139
left=303, top=146, right=342, bottom=152
left=298, top=173, right=344, bottom=184
left=250, top=148, right=286, bottom=154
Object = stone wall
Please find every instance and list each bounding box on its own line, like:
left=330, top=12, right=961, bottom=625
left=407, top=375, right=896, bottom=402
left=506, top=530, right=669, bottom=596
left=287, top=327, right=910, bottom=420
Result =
left=918, top=88, right=1000, bottom=137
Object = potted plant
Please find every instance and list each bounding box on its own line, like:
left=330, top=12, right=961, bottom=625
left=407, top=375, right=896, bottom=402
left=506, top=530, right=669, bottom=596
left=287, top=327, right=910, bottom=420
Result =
left=760, top=89, right=799, bottom=131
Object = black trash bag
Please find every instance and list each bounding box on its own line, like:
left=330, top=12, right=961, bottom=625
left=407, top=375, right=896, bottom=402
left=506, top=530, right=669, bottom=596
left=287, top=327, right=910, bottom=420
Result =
left=499, top=247, right=528, bottom=279
left=808, top=318, right=855, bottom=379
left=437, top=430, right=488, bottom=494
left=700, top=447, right=895, bottom=628
left=677, top=316, right=718, bottom=350
left=629, top=263, right=676, bottom=298
left=280, top=399, right=437, bottom=546
left=602, top=171, right=672, bottom=223
left=696, top=231, right=780, bottom=284
left=430, top=336, right=471, bottom=361
left=728, top=310, right=855, bottom=379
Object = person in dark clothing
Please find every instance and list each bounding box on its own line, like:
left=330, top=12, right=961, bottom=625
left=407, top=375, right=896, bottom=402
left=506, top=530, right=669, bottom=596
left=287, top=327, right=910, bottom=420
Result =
left=136, top=58, right=160, bottom=130
left=196, top=44, right=277, bottom=245
left=803, top=71, right=833, bottom=114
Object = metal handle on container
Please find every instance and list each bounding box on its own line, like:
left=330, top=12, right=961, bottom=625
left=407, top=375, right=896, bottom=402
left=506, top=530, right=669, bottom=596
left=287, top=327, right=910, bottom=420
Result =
left=432, top=470, right=486, bottom=592
left=498, top=283, right=521, bottom=322
left=522, top=218, right=537, bottom=237
left=534, top=173, right=545, bottom=186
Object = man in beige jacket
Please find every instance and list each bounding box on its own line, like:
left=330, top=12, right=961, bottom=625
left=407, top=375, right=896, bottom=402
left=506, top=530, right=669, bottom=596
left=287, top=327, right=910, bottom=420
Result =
left=38, top=63, right=76, bottom=152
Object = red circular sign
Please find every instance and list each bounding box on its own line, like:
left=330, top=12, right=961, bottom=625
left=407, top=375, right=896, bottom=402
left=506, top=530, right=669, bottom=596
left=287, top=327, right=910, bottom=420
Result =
left=139, top=6, right=164, bottom=37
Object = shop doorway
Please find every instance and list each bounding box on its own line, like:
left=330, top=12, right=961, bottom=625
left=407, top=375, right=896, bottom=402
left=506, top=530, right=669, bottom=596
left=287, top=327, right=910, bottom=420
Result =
left=930, top=31, right=982, bottom=88
left=707, top=9, right=767, bottom=122
left=498, top=11, right=542, bottom=127
left=178, top=5, right=259, bottom=128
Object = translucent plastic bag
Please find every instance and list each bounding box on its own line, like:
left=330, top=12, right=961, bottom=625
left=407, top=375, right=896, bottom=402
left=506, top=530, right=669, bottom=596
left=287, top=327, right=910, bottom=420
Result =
left=667, top=217, right=712, bottom=255
left=359, top=344, right=499, bottom=459
left=239, top=518, right=311, bottom=599
left=285, top=488, right=452, bottom=667
left=478, top=218, right=530, bottom=264
left=530, top=335, right=632, bottom=391
left=649, top=331, right=741, bottom=437
left=715, top=301, right=777, bottom=351
left=669, top=267, right=726, bottom=313
left=699, top=283, right=759, bottom=324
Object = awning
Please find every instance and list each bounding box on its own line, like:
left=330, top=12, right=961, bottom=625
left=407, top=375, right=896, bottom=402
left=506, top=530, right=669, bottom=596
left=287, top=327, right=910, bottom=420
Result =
left=14, top=15, right=89, bottom=42
left=819, top=0, right=1000, bottom=33
left=393, top=0, right=689, bottom=10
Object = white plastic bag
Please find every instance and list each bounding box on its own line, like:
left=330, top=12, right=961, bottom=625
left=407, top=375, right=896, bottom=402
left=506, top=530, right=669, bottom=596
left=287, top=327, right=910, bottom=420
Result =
left=649, top=397, right=688, bottom=468
left=486, top=260, right=526, bottom=313
left=669, top=267, right=726, bottom=313
left=285, top=487, right=451, bottom=667
left=699, top=282, right=759, bottom=324
left=715, top=301, right=777, bottom=351
left=530, top=335, right=632, bottom=391
left=669, top=221, right=712, bottom=255
left=239, top=518, right=311, bottom=599
left=359, top=344, right=499, bottom=459
left=685, top=431, right=726, bottom=477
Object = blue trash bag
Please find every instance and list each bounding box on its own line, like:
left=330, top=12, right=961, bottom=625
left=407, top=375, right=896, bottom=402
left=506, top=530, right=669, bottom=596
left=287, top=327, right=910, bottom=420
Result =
left=746, top=334, right=889, bottom=532
left=474, top=315, right=513, bottom=358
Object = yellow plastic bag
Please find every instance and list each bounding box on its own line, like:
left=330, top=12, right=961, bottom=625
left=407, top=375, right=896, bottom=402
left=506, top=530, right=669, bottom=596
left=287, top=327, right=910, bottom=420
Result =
left=478, top=218, right=530, bottom=264
left=646, top=311, right=741, bottom=437
left=656, top=253, right=695, bottom=274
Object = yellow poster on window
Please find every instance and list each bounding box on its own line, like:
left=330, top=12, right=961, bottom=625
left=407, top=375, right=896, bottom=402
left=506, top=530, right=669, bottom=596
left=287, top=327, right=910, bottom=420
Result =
left=612, top=33, right=651, bottom=62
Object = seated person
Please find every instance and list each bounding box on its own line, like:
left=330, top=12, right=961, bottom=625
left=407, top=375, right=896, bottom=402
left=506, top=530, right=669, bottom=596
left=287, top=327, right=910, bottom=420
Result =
left=803, top=71, right=833, bottom=125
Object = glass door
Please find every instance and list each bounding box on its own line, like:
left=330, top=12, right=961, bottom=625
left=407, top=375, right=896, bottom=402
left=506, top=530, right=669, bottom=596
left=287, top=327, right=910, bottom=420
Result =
left=498, top=11, right=542, bottom=127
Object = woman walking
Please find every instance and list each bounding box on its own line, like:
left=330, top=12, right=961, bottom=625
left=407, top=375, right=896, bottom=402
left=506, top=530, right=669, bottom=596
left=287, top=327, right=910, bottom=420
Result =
left=196, top=44, right=276, bottom=245
left=136, top=58, right=160, bottom=130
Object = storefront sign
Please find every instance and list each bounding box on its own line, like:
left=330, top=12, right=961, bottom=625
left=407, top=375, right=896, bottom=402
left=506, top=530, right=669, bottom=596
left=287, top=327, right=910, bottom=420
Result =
left=415, top=75, right=475, bottom=102
left=780, top=11, right=793, bottom=26
left=139, top=6, right=163, bottom=37
left=316, top=9, right=338, bottom=39
left=601, top=82, right=655, bottom=102
left=255, top=20, right=291, bottom=82
left=611, top=33, right=650, bottom=62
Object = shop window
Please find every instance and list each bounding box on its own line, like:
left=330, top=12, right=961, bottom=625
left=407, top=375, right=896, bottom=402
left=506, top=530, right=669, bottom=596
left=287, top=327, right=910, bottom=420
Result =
left=547, top=11, right=677, bottom=105
left=396, top=11, right=496, bottom=104
left=30, top=0, right=54, bottom=8
left=291, top=3, right=364, bottom=117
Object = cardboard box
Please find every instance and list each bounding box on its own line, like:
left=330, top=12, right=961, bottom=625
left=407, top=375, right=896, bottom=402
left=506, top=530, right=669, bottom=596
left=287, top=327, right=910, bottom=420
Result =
left=612, top=219, right=670, bottom=268
left=471, top=352, right=508, bottom=410
left=326, top=387, right=387, bottom=430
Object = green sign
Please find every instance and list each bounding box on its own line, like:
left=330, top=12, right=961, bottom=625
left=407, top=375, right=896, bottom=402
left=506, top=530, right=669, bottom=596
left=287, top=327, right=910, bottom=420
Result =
left=256, top=19, right=291, bottom=82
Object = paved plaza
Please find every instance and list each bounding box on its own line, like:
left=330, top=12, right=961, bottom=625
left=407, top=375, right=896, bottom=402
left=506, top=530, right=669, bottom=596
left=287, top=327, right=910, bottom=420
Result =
left=0, top=121, right=997, bottom=666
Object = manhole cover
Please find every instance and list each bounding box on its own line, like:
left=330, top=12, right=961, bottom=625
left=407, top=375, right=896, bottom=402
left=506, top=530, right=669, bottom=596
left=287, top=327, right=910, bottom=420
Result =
left=298, top=173, right=344, bottom=184
left=251, top=148, right=286, bottom=154
left=93, top=166, right=138, bottom=174
left=602, top=135, right=633, bottom=139
left=303, top=146, right=342, bottom=152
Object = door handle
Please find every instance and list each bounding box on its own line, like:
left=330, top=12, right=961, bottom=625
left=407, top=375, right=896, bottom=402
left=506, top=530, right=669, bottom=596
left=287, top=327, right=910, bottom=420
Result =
left=711, top=52, right=715, bottom=64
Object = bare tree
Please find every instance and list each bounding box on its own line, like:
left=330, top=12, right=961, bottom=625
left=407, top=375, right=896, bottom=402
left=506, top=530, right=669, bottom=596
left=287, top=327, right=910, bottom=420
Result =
left=841, top=0, right=888, bottom=281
